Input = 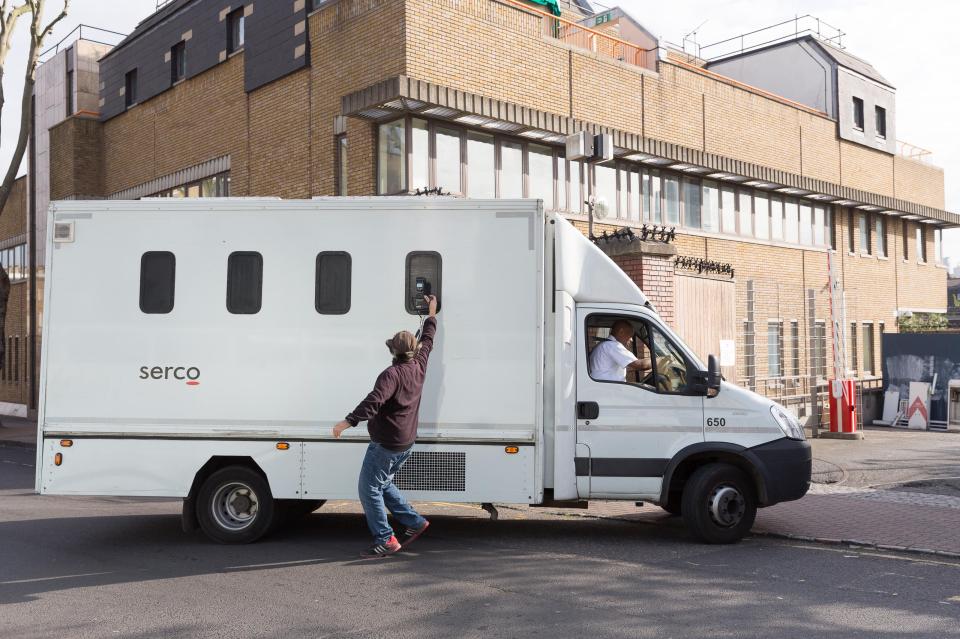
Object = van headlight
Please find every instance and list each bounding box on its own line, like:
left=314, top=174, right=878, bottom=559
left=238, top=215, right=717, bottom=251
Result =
left=770, top=405, right=805, bottom=440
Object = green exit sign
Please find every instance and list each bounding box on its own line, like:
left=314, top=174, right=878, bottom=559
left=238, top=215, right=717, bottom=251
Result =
left=594, top=12, right=612, bottom=26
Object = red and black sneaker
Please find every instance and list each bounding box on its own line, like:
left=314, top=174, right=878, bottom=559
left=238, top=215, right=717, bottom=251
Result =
left=398, top=520, right=430, bottom=549
left=360, top=536, right=401, bottom=559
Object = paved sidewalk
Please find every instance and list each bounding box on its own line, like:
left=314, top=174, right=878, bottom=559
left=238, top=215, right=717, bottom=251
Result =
left=0, top=415, right=37, bottom=447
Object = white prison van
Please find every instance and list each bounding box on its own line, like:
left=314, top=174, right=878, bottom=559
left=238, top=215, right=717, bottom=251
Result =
left=37, top=198, right=810, bottom=544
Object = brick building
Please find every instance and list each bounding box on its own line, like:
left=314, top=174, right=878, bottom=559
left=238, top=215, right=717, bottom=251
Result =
left=10, top=0, right=958, bottom=416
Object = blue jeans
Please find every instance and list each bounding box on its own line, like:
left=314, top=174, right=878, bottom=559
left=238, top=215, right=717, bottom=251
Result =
left=358, top=442, right=426, bottom=544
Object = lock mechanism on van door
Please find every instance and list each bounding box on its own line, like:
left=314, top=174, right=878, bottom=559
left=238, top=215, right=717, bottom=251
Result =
left=413, top=277, right=431, bottom=313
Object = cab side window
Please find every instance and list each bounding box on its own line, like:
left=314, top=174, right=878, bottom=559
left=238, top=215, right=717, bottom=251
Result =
left=586, top=314, right=690, bottom=394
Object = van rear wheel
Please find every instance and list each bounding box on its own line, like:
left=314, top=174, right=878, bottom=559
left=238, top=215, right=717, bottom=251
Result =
left=196, top=466, right=276, bottom=544
left=681, top=463, right=757, bottom=544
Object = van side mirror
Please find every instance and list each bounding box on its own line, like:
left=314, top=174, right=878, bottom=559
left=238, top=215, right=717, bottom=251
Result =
left=706, top=354, right=722, bottom=397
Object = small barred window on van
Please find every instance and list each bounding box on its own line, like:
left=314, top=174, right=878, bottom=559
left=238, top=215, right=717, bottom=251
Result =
left=139, top=252, right=176, bottom=314
left=226, top=252, right=263, bottom=314
left=316, top=252, right=351, bottom=315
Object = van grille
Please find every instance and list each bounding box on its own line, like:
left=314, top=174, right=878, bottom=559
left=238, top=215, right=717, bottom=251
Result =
left=394, top=451, right=466, bottom=491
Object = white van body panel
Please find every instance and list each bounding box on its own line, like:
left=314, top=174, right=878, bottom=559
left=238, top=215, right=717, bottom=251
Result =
left=39, top=198, right=543, bottom=503
left=704, top=382, right=784, bottom=448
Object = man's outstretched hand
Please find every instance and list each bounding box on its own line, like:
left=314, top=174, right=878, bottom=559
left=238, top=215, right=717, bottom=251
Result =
left=332, top=420, right=351, bottom=438
left=424, top=294, right=438, bottom=317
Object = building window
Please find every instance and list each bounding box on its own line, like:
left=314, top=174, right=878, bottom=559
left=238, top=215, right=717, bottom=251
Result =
left=528, top=144, right=554, bottom=210
left=875, top=214, right=886, bottom=257
left=500, top=140, right=523, bottom=198
left=754, top=193, right=769, bottom=240
left=852, top=97, right=864, bottom=130
left=770, top=196, right=784, bottom=241
left=595, top=163, right=617, bottom=216
left=226, top=252, right=263, bottom=315
left=902, top=219, right=910, bottom=260
left=767, top=321, right=783, bottom=377
left=737, top=190, right=752, bottom=237
left=464, top=132, right=494, bottom=198
left=935, top=229, right=943, bottom=264
left=663, top=175, right=680, bottom=225
left=170, top=41, right=186, bottom=84
left=0, top=244, right=27, bottom=282
left=813, top=205, right=825, bottom=247
left=627, top=167, right=640, bottom=222
left=139, top=251, right=176, bottom=314
left=315, top=252, right=351, bottom=315
left=149, top=173, right=230, bottom=198
left=682, top=178, right=701, bottom=229
left=862, top=323, right=875, bottom=376
left=646, top=170, right=663, bottom=224
left=784, top=199, right=799, bottom=243
left=410, top=118, right=429, bottom=192
left=377, top=119, right=405, bottom=194
left=335, top=134, right=347, bottom=196
left=827, top=206, right=837, bottom=250
left=798, top=203, right=812, bottom=245
left=790, top=320, right=800, bottom=378
left=702, top=180, right=720, bottom=232
left=849, top=322, right=858, bottom=375
left=916, top=226, right=927, bottom=262
left=435, top=126, right=463, bottom=195
left=875, top=106, right=887, bottom=138
left=124, top=69, right=138, bottom=108
left=814, top=321, right=827, bottom=380
left=227, top=7, right=245, bottom=54
left=570, top=159, right=583, bottom=215
left=65, top=61, right=74, bottom=116
left=859, top=212, right=871, bottom=254
left=13, top=336, right=18, bottom=383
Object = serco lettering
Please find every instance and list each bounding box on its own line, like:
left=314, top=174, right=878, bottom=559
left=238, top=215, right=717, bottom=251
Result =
left=138, top=365, right=201, bottom=382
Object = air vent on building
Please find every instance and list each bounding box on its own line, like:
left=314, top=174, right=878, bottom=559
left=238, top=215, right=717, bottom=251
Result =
left=394, top=451, right=466, bottom=491
left=53, top=222, right=75, bottom=243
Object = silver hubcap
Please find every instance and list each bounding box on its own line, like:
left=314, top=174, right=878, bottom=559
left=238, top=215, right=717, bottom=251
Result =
left=708, top=484, right=746, bottom=528
left=211, top=481, right=260, bottom=532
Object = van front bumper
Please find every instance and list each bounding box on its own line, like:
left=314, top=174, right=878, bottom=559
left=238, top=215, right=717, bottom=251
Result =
left=748, top=437, right=812, bottom=506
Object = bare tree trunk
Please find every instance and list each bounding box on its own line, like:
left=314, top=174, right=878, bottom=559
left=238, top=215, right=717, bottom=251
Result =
left=0, top=0, right=69, bottom=371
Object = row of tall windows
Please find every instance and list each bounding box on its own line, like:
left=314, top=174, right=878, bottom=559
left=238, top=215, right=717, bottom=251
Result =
left=378, top=118, right=834, bottom=249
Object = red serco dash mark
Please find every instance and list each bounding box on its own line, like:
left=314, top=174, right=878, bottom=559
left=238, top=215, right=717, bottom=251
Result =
left=187, top=381, right=200, bottom=386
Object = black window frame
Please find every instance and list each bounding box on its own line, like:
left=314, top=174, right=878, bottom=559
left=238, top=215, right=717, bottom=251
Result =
left=405, top=251, right=442, bottom=315
left=124, top=68, right=138, bottom=108
left=226, top=251, right=263, bottom=315
left=852, top=97, right=864, bottom=131
left=315, top=251, right=352, bottom=315
left=584, top=313, right=697, bottom=396
left=170, top=41, right=186, bottom=84
left=139, top=251, right=176, bottom=314
left=227, top=7, right=245, bottom=54
left=875, top=105, right=887, bottom=138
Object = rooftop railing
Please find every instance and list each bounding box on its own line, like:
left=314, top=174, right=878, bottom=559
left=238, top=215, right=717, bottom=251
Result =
left=38, top=24, right=126, bottom=63
left=501, top=0, right=657, bottom=71
left=694, top=15, right=846, bottom=63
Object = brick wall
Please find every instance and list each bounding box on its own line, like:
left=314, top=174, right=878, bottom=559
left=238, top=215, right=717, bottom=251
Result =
left=49, top=115, right=105, bottom=200
left=0, top=176, right=28, bottom=407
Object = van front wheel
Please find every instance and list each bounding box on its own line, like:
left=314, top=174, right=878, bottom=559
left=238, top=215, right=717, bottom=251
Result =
left=196, top=466, right=276, bottom=544
left=681, top=463, right=757, bottom=544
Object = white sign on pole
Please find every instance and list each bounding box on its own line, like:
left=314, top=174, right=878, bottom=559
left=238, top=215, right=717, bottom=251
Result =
left=719, top=339, right=735, bottom=367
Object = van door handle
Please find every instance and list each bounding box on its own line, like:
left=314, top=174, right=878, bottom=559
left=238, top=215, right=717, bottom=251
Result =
left=577, top=401, right=599, bottom=420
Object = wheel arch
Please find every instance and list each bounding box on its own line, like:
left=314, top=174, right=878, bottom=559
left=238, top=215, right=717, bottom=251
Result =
left=182, top=456, right=271, bottom=532
left=660, top=443, right=768, bottom=506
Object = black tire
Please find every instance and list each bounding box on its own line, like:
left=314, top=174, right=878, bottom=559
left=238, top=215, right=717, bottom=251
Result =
left=681, top=463, right=757, bottom=544
left=196, top=466, right=276, bottom=544
left=660, top=500, right=682, bottom=516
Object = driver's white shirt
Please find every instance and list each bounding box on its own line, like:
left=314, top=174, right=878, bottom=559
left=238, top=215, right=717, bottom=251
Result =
left=589, top=336, right=638, bottom=382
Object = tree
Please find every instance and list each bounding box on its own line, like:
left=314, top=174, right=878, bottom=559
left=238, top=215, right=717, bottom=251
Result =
left=0, top=0, right=69, bottom=372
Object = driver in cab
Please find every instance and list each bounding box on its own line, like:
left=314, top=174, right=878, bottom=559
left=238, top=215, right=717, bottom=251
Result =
left=589, top=319, right=651, bottom=382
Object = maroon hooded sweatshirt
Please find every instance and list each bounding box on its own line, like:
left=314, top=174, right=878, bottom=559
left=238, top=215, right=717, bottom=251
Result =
left=344, top=317, right=437, bottom=450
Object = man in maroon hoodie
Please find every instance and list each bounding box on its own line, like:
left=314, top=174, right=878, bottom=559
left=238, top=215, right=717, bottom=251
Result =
left=332, top=294, right=438, bottom=558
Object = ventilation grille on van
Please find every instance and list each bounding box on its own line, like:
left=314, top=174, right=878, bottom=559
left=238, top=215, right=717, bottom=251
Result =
left=394, top=451, right=466, bottom=491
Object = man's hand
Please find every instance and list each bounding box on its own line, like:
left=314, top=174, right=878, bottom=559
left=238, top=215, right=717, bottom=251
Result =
left=424, top=294, right=438, bottom=317
left=332, top=420, right=351, bottom=438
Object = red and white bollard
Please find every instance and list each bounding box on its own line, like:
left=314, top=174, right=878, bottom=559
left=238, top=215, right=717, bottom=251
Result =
left=826, top=378, right=862, bottom=439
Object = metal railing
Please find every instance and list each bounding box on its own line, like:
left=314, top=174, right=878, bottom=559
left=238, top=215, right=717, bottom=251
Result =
left=38, top=24, right=126, bottom=62
left=897, top=140, right=934, bottom=165
left=696, top=15, right=845, bottom=63
left=500, top=0, right=657, bottom=71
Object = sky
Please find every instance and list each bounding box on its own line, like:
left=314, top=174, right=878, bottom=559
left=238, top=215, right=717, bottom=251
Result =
left=1, top=0, right=958, bottom=256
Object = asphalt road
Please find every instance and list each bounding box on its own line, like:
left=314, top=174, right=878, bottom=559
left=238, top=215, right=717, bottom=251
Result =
left=2, top=444, right=959, bottom=639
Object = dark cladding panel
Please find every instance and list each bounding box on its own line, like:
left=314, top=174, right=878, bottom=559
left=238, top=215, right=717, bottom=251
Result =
left=100, top=0, right=230, bottom=121
left=244, top=0, right=308, bottom=93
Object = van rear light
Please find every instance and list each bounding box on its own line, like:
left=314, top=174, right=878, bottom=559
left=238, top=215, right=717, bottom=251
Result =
left=54, top=453, right=63, bottom=466
left=60, top=439, right=73, bottom=447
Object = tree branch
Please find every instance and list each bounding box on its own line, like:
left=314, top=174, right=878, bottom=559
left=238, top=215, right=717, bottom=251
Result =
left=38, top=0, right=67, bottom=43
